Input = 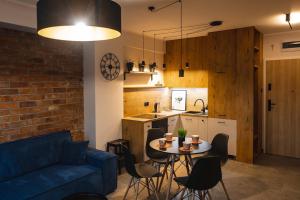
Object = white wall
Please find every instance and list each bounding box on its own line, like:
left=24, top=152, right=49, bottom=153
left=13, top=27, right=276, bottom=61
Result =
left=262, top=30, right=300, bottom=152
left=264, top=30, right=300, bottom=60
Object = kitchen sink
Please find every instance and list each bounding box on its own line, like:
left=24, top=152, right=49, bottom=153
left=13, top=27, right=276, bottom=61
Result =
left=185, top=111, right=208, bottom=116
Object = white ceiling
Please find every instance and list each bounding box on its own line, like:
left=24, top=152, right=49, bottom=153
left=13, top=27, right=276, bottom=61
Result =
left=10, top=0, right=300, bottom=37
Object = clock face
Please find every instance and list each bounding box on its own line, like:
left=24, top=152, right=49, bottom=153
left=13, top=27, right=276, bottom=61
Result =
left=100, top=53, right=120, bottom=81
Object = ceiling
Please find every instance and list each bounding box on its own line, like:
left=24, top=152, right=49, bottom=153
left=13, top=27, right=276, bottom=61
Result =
left=11, top=0, right=300, bottom=38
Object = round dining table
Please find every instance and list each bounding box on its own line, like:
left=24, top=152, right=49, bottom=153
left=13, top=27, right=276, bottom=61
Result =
left=150, top=137, right=211, bottom=200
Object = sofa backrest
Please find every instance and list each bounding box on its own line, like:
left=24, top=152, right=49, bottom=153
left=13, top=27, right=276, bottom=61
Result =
left=0, top=131, right=71, bottom=182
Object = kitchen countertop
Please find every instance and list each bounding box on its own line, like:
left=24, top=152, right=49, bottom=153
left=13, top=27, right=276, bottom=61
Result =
left=123, top=110, right=208, bottom=122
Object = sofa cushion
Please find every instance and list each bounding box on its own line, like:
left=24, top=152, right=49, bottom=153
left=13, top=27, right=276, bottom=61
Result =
left=0, top=164, right=97, bottom=200
left=61, top=141, right=89, bottom=165
left=0, top=131, right=71, bottom=182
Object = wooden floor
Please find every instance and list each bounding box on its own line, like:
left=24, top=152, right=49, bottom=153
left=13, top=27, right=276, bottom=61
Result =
left=108, top=154, right=300, bottom=200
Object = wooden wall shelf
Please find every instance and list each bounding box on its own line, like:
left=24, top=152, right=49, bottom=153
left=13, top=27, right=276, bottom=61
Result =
left=123, top=85, right=165, bottom=89
left=123, top=71, right=158, bottom=81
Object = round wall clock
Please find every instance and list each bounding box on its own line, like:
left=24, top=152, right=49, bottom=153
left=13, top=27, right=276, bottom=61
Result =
left=100, top=53, right=120, bottom=81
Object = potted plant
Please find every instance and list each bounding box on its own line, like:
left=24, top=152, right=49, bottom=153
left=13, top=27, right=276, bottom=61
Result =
left=126, top=61, right=134, bottom=72
left=178, top=128, right=187, bottom=147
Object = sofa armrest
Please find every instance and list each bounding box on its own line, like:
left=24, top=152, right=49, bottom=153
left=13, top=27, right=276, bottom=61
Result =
left=86, top=148, right=118, bottom=194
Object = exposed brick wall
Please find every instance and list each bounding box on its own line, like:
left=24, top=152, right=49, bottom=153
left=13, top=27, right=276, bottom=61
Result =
left=0, top=28, right=84, bottom=143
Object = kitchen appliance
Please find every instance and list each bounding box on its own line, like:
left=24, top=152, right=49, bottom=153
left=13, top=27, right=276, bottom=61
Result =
left=152, top=118, right=168, bottom=133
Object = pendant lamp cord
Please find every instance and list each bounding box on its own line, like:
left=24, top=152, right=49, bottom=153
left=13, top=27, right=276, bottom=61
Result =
left=154, top=34, right=156, bottom=63
left=180, top=0, right=183, bottom=70
left=142, top=31, right=145, bottom=61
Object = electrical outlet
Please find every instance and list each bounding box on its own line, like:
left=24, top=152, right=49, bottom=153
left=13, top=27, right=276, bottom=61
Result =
left=144, top=102, right=149, bottom=107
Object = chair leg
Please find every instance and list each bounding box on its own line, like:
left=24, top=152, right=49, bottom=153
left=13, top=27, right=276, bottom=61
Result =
left=135, top=179, right=140, bottom=200
left=150, top=178, right=160, bottom=200
left=179, top=187, right=187, bottom=200
left=146, top=178, right=151, bottom=197
left=158, top=162, right=169, bottom=192
left=192, top=190, right=195, bottom=200
left=184, top=155, right=190, bottom=174
left=221, top=180, right=230, bottom=200
left=123, top=177, right=133, bottom=200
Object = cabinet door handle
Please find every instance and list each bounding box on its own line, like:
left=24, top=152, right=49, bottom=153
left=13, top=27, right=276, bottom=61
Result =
left=217, top=121, right=226, bottom=124
left=218, top=114, right=226, bottom=117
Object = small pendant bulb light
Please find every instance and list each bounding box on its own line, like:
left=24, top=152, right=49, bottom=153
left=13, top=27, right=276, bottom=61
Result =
left=37, top=0, right=122, bottom=41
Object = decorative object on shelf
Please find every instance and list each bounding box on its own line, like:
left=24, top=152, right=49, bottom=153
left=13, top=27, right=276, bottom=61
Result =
left=100, top=53, right=120, bottom=81
left=37, top=0, right=121, bottom=41
left=149, top=63, right=156, bottom=72
left=178, top=128, right=187, bottom=147
left=171, top=90, right=187, bottom=111
left=138, top=63, right=145, bottom=72
left=126, top=61, right=134, bottom=72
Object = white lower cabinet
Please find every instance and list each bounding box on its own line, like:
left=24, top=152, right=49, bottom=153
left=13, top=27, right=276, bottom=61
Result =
left=143, top=122, right=152, bottom=161
left=208, top=118, right=237, bottom=156
left=198, top=117, right=208, bottom=141
left=181, top=115, right=199, bottom=136
left=180, top=116, right=208, bottom=140
left=168, top=115, right=179, bottom=134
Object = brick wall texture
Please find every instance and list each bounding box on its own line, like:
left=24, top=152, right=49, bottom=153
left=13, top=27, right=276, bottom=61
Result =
left=0, top=28, right=84, bottom=143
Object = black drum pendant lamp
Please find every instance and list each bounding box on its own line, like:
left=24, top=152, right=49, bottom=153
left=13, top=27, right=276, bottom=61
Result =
left=37, top=0, right=121, bottom=41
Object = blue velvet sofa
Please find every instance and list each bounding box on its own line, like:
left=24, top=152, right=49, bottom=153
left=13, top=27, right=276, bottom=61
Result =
left=0, top=131, right=118, bottom=200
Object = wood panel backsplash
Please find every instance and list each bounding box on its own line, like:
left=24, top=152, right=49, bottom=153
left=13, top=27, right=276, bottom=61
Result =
left=124, top=88, right=170, bottom=117
left=124, top=88, right=208, bottom=117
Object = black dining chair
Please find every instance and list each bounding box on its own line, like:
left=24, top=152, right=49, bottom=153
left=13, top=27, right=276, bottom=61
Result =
left=122, top=145, right=161, bottom=200
left=174, top=156, right=222, bottom=199
left=146, top=128, right=181, bottom=189
left=193, top=133, right=230, bottom=199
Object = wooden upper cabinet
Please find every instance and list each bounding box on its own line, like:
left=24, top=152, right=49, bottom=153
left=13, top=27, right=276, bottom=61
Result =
left=208, top=29, right=237, bottom=119
left=163, top=37, right=208, bottom=88
left=209, top=29, right=237, bottom=74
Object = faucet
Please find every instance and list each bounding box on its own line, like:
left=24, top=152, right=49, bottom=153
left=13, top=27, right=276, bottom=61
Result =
left=194, top=99, right=206, bottom=113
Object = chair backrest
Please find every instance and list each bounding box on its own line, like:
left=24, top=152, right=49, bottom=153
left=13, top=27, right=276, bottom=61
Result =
left=146, top=128, right=166, bottom=159
left=186, top=156, right=222, bottom=190
left=122, top=145, right=140, bottom=178
left=211, top=133, right=229, bottom=164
